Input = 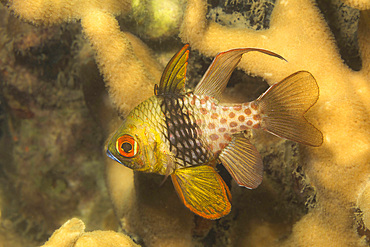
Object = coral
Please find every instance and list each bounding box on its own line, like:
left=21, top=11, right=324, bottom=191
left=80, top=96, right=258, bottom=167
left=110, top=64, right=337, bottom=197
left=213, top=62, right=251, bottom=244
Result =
left=4, top=0, right=163, bottom=117
left=2, top=0, right=370, bottom=246
left=357, top=180, right=370, bottom=233
left=1, top=0, right=192, bottom=246
left=0, top=4, right=117, bottom=245
left=41, top=218, right=140, bottom=247
left=128, top=0, right=186, bottom=40
left=180, top=0, right=370, bottom=246
left=342, top=0, right=370, bottom=10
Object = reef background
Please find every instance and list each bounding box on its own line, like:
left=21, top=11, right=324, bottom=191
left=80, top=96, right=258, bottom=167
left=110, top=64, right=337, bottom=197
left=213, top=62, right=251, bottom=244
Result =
left=0, top=0, right=368, bottom=246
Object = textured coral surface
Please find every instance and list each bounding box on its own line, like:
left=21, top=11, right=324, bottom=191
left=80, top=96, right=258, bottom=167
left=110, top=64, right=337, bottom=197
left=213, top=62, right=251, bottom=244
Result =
left=0, top=0, right=369, bottom=246
left=41, top=218, right=140, bottom=247
left=180, top=0, right=370, bottom=246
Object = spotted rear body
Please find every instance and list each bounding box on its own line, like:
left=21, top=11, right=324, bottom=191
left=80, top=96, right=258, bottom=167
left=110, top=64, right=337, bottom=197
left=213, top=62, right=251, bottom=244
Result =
left=185, top=93, right=261, bottom=154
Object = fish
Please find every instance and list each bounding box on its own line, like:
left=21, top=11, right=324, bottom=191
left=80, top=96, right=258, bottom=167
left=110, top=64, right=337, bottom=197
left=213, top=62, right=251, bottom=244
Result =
left=106, top=44, right=323, bottom=219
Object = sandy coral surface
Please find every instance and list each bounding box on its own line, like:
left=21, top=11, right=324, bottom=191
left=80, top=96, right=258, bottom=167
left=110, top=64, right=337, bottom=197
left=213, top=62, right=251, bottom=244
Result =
left=0, top=0, right=369, bottom=246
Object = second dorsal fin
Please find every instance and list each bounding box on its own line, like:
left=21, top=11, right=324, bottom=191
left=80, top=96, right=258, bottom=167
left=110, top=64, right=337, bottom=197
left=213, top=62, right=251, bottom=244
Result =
left=194, top=48, right=286, bottom=101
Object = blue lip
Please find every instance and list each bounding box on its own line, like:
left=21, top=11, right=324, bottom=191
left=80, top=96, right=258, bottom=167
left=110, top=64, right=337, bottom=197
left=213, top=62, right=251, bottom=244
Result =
left=106, top=149, right=122, bottom=164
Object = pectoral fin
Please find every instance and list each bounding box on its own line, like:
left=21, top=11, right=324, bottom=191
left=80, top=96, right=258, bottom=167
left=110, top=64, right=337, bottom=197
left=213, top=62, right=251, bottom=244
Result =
left=171, top=165, right=231, bottom=219
left=219, top=133, right=263, bottom=189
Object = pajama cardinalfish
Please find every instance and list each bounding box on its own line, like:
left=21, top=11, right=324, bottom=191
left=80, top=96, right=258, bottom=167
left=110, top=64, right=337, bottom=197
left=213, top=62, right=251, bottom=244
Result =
left=106, top=44, right=323, bottom=219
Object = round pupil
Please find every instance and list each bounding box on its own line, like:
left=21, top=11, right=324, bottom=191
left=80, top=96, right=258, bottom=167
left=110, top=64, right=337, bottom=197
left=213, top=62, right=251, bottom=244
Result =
left=121, top=142, right=132, bottom=153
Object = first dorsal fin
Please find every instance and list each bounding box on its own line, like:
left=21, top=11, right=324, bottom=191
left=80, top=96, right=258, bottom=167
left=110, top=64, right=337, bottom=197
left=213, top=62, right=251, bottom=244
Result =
left=155, top=44, right=189, bottom=96
left=194, top=48, right=286, bottom=101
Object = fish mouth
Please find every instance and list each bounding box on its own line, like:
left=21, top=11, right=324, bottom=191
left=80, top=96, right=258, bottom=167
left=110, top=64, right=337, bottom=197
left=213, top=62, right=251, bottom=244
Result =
left=106, top=149, right=122, bottom=165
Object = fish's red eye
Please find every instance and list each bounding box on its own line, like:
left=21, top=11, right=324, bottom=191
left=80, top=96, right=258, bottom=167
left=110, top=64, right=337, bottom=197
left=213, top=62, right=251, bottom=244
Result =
left=116, top=135, right=139, bottom=158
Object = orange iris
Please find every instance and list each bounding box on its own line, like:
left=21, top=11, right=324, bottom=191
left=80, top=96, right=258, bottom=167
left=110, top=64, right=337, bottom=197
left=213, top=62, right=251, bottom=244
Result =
left=116, top=135, right=139, bottom=158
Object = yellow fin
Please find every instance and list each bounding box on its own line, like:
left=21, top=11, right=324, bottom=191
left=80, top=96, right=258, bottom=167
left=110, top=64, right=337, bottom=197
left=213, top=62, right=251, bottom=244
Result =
left=219, top=133, right=263, bottom=189
left=171, top=165, right=231, bottom=219
left=156, top=44, right=189, bottom=96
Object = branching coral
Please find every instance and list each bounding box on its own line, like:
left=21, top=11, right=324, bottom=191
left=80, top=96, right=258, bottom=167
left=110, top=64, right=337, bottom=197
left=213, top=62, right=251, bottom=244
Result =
left=3, top=0, right=370, bottom=246
left=41, top=218, right=140, bottom=247
left=5, top=0, right=163, bottom=116
left=180, top=0, right=370, bottom=245
left=2, top=0, right=193, bottom=246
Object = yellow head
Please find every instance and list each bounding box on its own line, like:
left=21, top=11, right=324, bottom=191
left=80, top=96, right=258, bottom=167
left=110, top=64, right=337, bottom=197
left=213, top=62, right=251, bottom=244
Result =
left=106, top=97, right=169, bottom=174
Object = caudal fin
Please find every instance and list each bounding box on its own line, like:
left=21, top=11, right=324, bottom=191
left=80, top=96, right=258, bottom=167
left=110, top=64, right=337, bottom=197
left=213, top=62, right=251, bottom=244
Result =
left=256, top=71, right=323, bottom=147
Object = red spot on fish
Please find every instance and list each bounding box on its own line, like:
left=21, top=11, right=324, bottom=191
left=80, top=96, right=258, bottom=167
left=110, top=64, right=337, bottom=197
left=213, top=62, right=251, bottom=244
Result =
left=190, top=100, right=195, bottom=105
left=229, top=122, right=237, bottom=127
left=208, top=123, right=216, bottom=129
left=220, top=118, right=227, bottom=124
left=209, top=134, right=219, bottom=141
left=247, top=120, right=253, bottom=126
left=224, top=133, right=232, bottom=142
left=238, top=115, right=245, bottom=122
left=229, top=112, right=235, bottom=118
left=200, top=99, right=206, bottom=104
left=251, top=102, right=258, bottom=110
left=230, top=129, right=238, bottom=133
left=197, top=129, right=203, bottom=135
left=253, top=123, right=261, bottom=129
left=218, top=127, right=226, bottom=132
left=244, top=108, right=251, bottom=115
left=219, top=143, right=228, bottom=149
left=204, top=96, right=209, bottom=101
left=253, top=114, right=261, bottom=121
left=233, top=105, right=242, bottom=111
left=211, top=113, right=218, bottom=119
left=222, top=107, right=229, bottom=111
left=200, top=108, right=208, bottom=115
left=211, top=102, right=217, bottom=110
left=240, top=125, right=248, bottom=130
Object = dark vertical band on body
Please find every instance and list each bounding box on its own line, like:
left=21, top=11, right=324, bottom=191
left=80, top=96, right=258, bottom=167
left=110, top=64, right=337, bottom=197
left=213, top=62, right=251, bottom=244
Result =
left=160, top=95, right=210, bottom=167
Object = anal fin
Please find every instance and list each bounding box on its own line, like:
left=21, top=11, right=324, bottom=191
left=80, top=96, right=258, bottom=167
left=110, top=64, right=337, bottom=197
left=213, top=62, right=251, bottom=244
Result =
left=219, top=133, right=263, bottom=189
left=171, top=165, right=231, bottom=219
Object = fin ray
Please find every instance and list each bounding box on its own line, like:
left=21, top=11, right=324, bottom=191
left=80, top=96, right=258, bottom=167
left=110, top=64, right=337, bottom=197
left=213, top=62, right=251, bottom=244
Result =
left=256, top=71, right=323, bottom=146
left=219, top=134, right=263, bottom=189
left=171, top=165, right=231, bottom=219
left=157, top=44, right=189, bottom=96
left=194, top=48, right=286, bottom=101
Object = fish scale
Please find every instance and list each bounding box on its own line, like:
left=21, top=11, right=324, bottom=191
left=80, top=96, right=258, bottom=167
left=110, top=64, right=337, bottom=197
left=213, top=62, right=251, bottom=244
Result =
left=185, top=93, right=261, bottom=153
left=160, top=95, right=212, bottom=168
